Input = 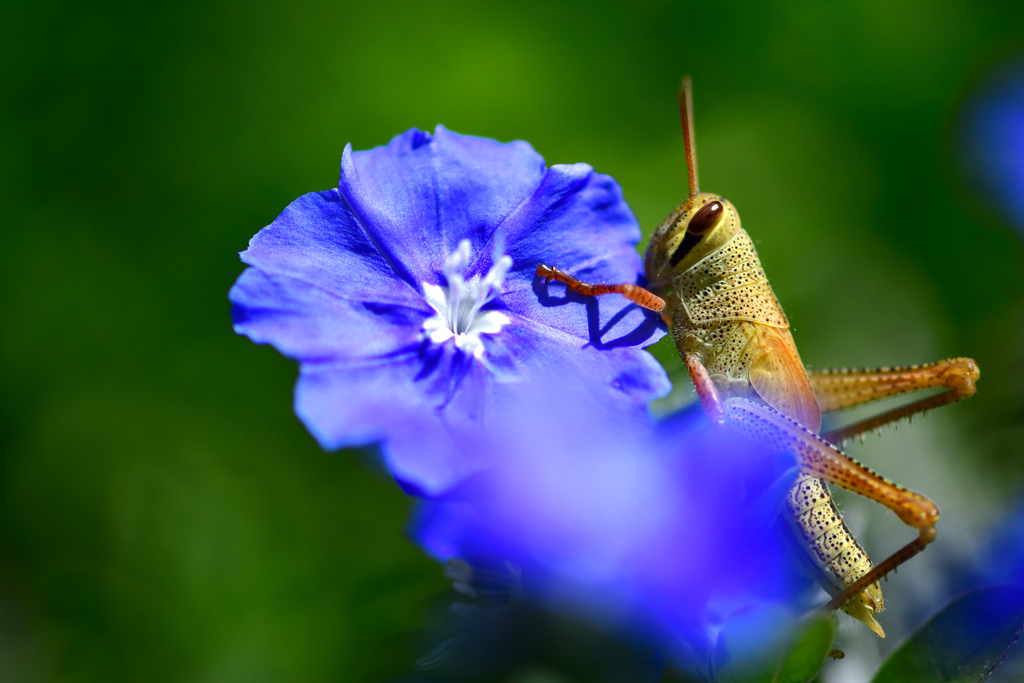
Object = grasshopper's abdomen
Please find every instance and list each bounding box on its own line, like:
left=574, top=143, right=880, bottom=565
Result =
left=787, top=475, right=872, bottom=585
left=786, top=475, right=885, bottom=635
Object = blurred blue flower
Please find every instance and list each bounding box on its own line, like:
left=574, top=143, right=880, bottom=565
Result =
left=965, top=500, right=1024, bottom=591
left=411, top=402, right=804, bottom=672
left=230, top=127, right=668, bottom=495
left=961, top=60, right=1024, bottom=237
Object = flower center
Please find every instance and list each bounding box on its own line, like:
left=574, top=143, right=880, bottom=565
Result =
left=422, top=239, right=512, bottom=360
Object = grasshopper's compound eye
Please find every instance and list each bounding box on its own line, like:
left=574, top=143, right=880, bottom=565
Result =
left=687, top=200, right=723, bottom=235
left=669, top=200, right=725, bottom=268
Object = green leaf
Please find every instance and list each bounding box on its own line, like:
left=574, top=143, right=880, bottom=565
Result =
left=716, top=614, right=836, bottom=683
left=872, top=585, right=1024, bottom=683
left=774, top=616, right=838, bottom=683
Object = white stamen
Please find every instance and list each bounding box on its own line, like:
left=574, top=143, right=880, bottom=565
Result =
left=422, top=239, right=512, bottom=360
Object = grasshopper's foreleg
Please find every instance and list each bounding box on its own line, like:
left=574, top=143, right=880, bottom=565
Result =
left=807, top=358, right=979, bottom=446
left=536, top=264, right=667, bottom=313
left=724, top=397, right=939, bottom=616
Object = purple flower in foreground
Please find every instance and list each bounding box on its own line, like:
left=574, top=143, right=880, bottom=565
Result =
left=411, top=402, right=804, bottom=670
left=230, top=127, right=668, bottom=494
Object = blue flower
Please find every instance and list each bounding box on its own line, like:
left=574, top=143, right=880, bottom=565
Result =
left=961, top=61, right=1024, bottom=238
left=962, top=500, right=1024, bottom=592
left=411, top=402, right=803, bottom=670
left=229, top=127, right=668, bottom=495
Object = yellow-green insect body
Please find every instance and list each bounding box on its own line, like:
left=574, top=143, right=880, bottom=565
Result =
left=644, top=192, right=885, bottom=636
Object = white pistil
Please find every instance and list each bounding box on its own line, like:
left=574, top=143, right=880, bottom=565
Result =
left=422, top=239, right=512, bottom=360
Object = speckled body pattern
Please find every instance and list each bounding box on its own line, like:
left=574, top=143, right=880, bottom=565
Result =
left=786, top=475, right=875, bottom=596
left=664, top=226, right=882, bottom=618
left=675, top=230, right=788, bottom=329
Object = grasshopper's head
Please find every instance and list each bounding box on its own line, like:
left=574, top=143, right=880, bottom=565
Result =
left=643, top=79, right=743, bottom=293
left=644, top=192, right=741, bottom=290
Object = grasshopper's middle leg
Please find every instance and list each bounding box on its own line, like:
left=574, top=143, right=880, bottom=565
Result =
left=808, top=358, right=979, bottom=445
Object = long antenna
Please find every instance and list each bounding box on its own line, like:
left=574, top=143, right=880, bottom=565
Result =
left=679, top=76, right=699, bottom=196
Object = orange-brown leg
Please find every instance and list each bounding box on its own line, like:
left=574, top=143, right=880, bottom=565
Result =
left=683, top=352, right=726, bottom=424
left=536, top=264, right=667, bottom=313
left=822, top=533, right=935, bottom=613
left=723, top=396, right=939, bottom=614
left=808, top=358, right=979, bottom=445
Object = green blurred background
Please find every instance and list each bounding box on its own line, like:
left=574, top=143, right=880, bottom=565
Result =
left=2, top=1, right=1023, bottom=681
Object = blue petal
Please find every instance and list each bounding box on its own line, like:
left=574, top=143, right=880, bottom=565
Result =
left=413, top=500, right=480, bottom=560
left=295, top=347, right=498, bottom=494
left=503, top=163, right=642, bottom=285
left=494, top=323, right=670, bottom=408
left=230, top=268, right=427, bottom=362
left=239, top=189, right=422, bottom=304
left=231, top=189, right=432, bottom=362
left=494, top=163, right=665, bottom=349
left=338, top=126, right=548, bottom=287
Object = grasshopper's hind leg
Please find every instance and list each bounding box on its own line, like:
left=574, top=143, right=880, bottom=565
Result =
left=681, top=354, right=927, bottom=635
left=808, top=358, right=979, bottom=445
left=536, top=265, right=667, bottom=313
left=725, top=397, right=940, bottom=625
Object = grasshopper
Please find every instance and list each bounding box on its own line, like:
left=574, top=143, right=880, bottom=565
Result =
left=536, top=77, right=980, bottom=637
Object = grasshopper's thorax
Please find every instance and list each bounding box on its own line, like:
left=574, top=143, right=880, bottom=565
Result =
left=667, top=227, right=793, bottom=402
left=644, top=194, right=806, bottom=418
